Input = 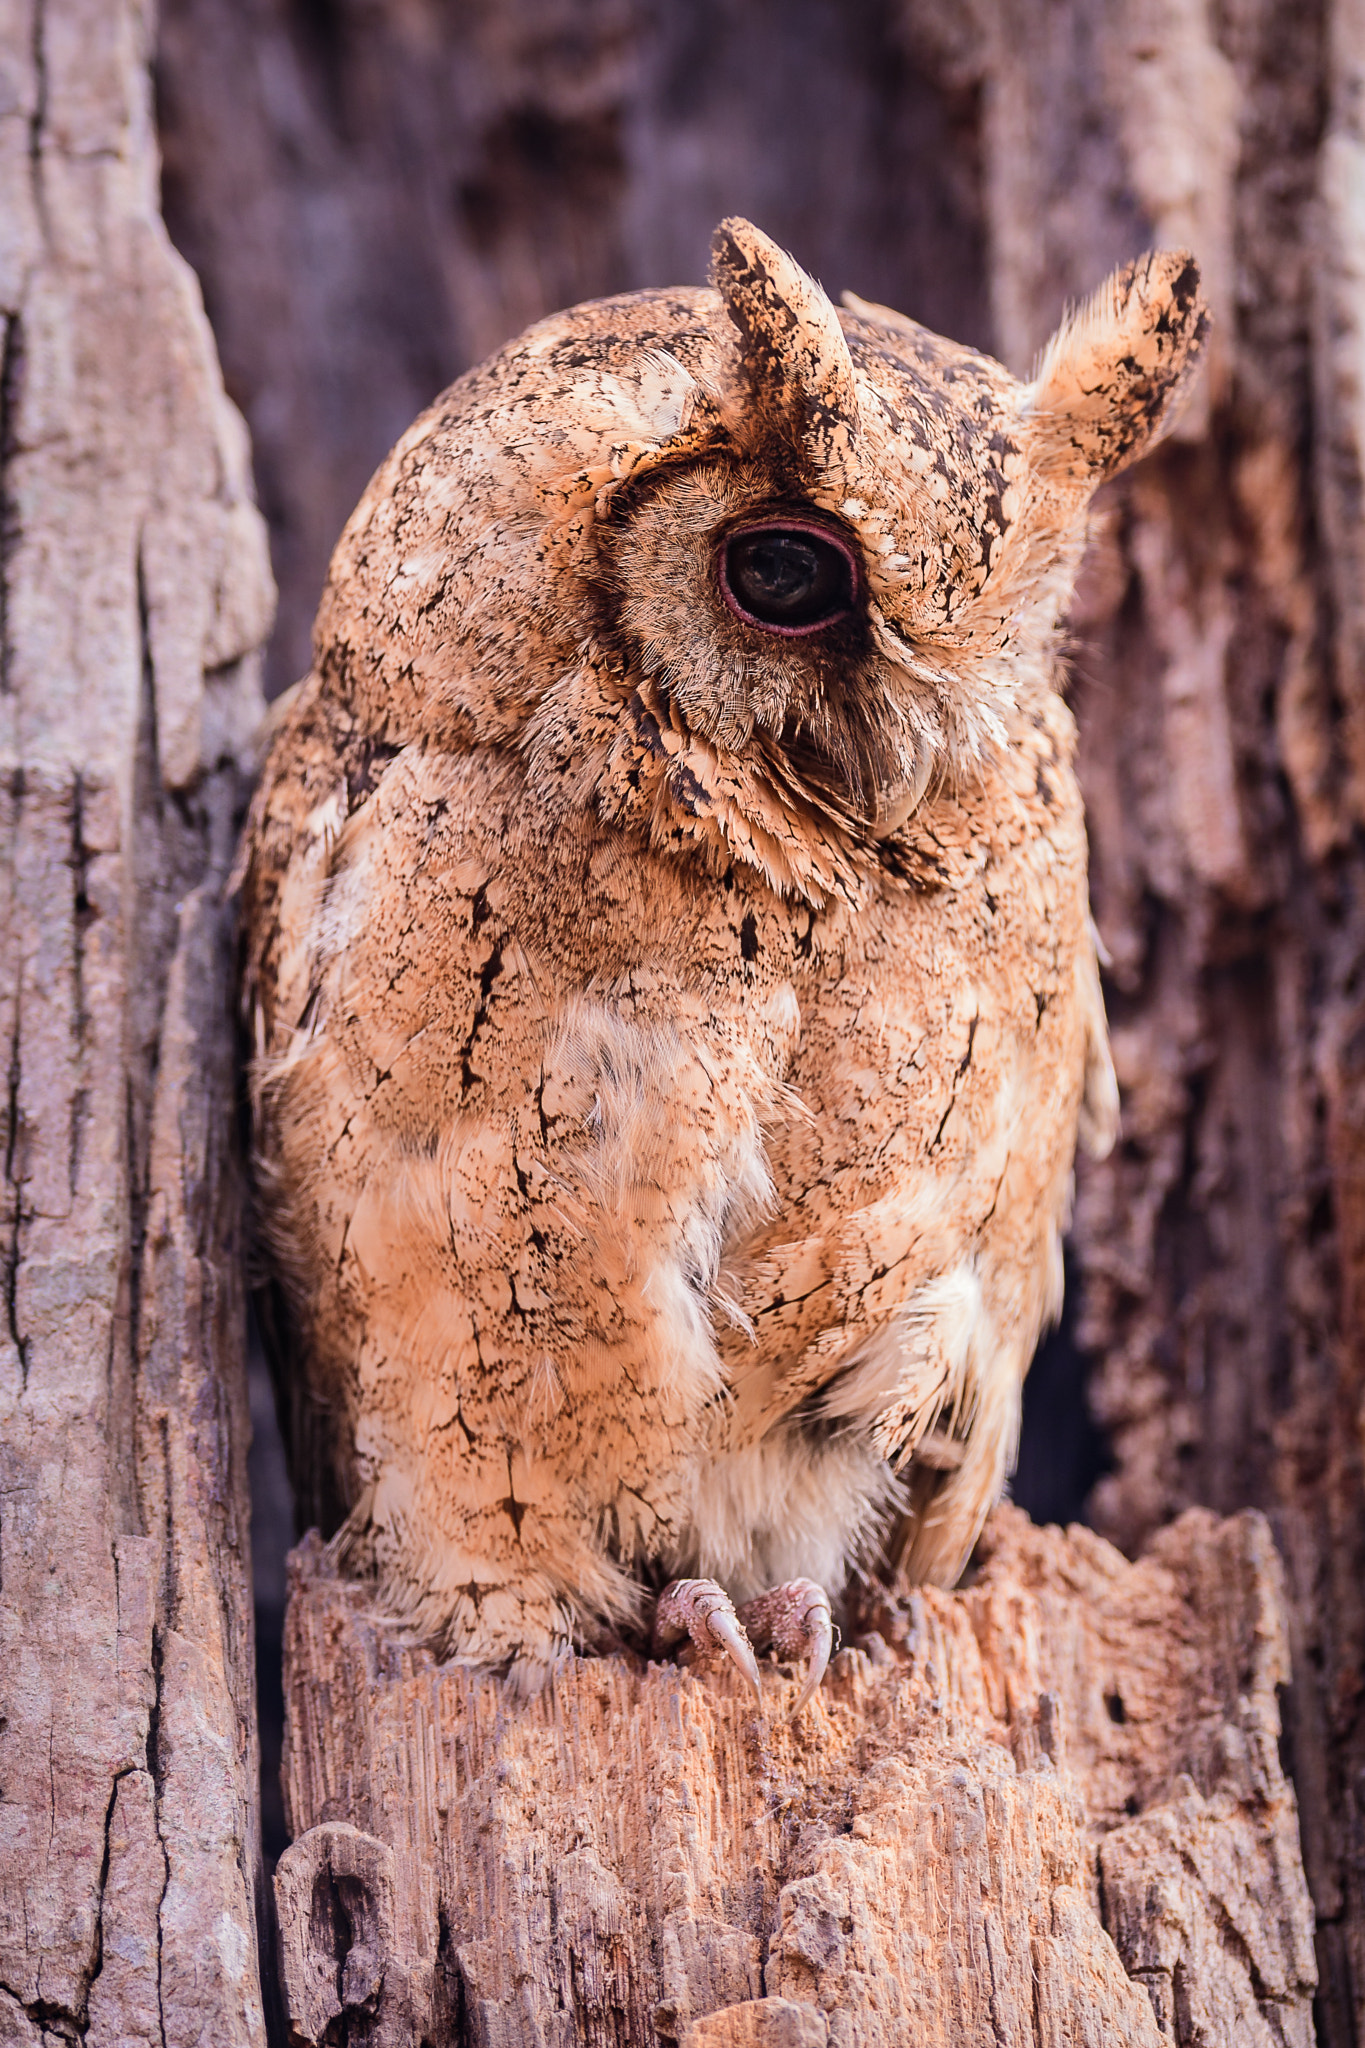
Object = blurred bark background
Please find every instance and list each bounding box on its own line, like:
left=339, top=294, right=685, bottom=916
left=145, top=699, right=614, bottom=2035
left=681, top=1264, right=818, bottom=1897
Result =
left=150, top=2, right=1365, bottom=2041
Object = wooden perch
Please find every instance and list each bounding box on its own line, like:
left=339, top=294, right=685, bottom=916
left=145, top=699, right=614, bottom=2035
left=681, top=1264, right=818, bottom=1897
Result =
left=277, top=1504, right=1316, bottom=2045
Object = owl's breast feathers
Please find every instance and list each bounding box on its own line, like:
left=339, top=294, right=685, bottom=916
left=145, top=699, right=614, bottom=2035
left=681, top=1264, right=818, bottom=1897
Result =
left=242, top=655, right=1106, bottom=1599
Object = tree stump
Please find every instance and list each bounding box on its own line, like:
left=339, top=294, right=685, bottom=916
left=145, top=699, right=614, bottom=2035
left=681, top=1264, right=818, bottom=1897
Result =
left=276, top=1505, right=1316, bottom=2045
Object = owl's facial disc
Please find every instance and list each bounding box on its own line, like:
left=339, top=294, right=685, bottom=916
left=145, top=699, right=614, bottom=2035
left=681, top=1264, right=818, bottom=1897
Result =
left=718, top=519, right=859, bottom=636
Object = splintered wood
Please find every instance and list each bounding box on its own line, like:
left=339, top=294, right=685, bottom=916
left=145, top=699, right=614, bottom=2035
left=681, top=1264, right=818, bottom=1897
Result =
left=278, top=1505, right=1316, bottom=2046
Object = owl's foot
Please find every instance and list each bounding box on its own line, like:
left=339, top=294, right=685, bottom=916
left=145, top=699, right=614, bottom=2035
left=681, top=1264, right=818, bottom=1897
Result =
left=652, top=1576, right=836, bottom=1717
left=652, top=1578, right=762, bottom=1704
left=738, top=1579, right=836, bottom=1717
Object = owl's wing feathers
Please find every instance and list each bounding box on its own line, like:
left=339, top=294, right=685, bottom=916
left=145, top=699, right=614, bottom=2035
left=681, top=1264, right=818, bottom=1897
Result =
left=1077, top=930, right=1121, bottom=1160
left=720, top=1126, right=1062, bottom=1590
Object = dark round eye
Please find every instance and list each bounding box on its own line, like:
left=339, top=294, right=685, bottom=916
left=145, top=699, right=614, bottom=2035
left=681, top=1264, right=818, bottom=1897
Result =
left=719, top=523, right=858, bottom=635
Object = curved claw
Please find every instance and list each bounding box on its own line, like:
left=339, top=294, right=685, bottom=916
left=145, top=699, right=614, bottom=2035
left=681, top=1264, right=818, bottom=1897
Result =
left=653, top=1579, right=763, bottom=1707
left=705, top=1604, right=764, bottom=1707
left=789, top=1599, right=835, bottom=1719
left=737, top=1578, right=836, bottom=1720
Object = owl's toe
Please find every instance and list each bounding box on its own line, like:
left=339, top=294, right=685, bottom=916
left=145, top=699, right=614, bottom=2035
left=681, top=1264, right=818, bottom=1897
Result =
left=653, top=1577, right=763, bottom=1705
left=737, top=1578, right=836, bottom=1718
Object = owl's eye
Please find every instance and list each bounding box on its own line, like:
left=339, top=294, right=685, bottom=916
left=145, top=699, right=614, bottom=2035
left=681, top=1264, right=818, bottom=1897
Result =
left=719, top=522, right=858, bottom=635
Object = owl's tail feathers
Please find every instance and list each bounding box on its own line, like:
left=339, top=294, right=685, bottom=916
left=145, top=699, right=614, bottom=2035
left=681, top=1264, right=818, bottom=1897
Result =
left=1021, top=249, right=1210, bottom=489
left=709, top=217, right=862, bottom=492
left=889, top=1375, right=1023, bottom=1591
left=826, top=1262, right=1027, bottom=1591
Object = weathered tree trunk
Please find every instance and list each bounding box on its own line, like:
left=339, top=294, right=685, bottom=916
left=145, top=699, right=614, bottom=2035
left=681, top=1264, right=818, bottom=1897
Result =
left=0, top=1, right=274, bottom=2039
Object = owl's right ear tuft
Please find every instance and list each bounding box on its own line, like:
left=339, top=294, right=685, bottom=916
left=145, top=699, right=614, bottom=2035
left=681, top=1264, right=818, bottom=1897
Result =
left=1022, top=250, right=1209, bottom=488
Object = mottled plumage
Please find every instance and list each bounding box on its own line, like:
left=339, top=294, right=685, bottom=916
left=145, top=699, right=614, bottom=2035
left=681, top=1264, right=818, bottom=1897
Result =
left=240, top=222, right=1206, bottom=1695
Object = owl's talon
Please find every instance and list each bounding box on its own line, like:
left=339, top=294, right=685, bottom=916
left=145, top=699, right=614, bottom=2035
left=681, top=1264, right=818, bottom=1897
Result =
left=737, top=1578, right=835, bottom=1719
left=653, top=1578, right=763, bottom=1704
left=791, top=1621, right=835, bottom=1718
left=705, top=1606, right=765, bottom=1705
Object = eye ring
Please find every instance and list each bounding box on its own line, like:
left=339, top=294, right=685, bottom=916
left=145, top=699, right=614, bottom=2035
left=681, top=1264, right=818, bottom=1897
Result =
left=717, top=517, right=861, bottom=636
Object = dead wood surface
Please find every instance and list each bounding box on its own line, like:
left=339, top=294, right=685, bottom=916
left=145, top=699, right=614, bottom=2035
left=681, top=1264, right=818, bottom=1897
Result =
left=0, top=1, right=273, bottom=2040
left=277, top=1504, right=1315, bottom=2046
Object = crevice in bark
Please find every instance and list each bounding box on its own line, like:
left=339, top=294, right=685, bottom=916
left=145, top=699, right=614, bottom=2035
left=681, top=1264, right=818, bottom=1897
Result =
left=5, top=896, right=27, bottom=1392
left=435, top=1905, right=474, bottom=2048
left=126, top=545, right=212, bottom=1409
left=78, top=1765, right=139, bottom=2041
left=147, top=1618, right=170, bottom=2048
left=124, top=548, right=163, bottom=1402
left=0, top=1981, right=83, bottom=2043
left=0, top=313, right=22, bottom=694
left=67, top=775, right=90, bottom=1201
left=27, top=0, right=45, bottom=190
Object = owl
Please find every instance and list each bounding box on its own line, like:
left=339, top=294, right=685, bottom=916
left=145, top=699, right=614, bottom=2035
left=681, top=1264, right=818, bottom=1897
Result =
left=240, top=220, right=1206, bottom=1707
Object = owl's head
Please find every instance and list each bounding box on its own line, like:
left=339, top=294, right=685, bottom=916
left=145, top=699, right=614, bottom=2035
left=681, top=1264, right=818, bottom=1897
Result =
left=317, top=219, right=1206, bottom=900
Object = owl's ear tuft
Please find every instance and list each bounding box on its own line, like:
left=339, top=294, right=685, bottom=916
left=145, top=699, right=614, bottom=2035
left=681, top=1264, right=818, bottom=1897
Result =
left=1022, top=250, right=1209, bottom=487
left=709, top=217, right=860, bottom=476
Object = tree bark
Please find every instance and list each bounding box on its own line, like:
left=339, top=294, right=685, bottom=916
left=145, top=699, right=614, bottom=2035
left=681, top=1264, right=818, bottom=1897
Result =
left=0, top=2, right=273, bottom=2041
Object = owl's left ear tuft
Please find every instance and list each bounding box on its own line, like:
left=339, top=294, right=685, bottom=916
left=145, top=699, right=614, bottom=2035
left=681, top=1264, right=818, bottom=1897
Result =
left=1022, top=250, right=1210, bottom=488
left=709, top=217, right=860, bottom=475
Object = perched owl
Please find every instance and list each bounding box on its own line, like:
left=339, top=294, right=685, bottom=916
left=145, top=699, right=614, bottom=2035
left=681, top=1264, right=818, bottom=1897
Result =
left=240, top=221, right=1206, bottom=1706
